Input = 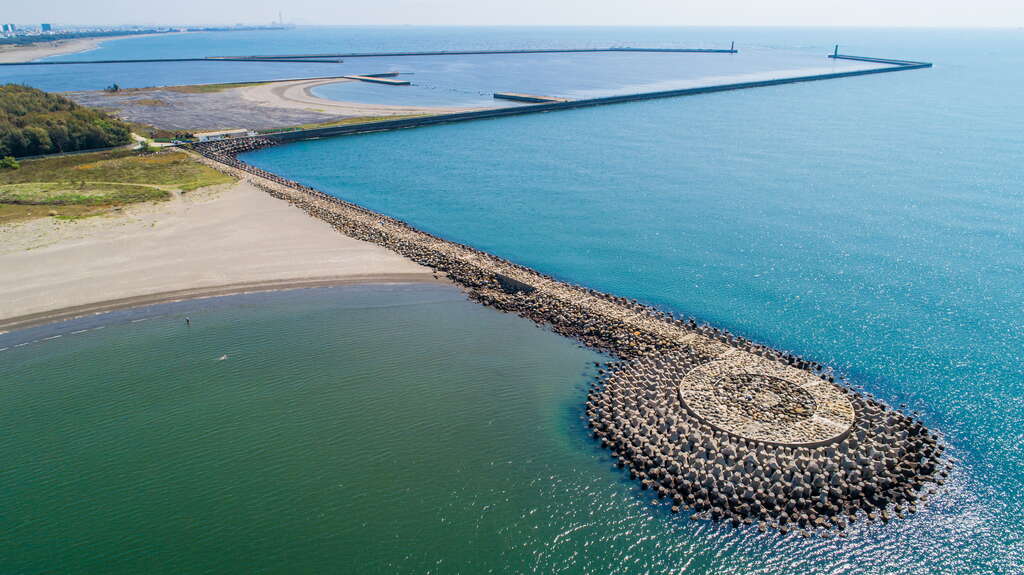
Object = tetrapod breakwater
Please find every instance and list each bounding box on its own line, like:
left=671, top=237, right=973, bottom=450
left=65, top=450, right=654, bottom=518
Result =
left=189, top=135, right=948, bottom=538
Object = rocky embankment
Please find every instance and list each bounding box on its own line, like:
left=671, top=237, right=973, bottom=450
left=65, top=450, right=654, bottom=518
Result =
left=191, top=137, right=949, bottom=537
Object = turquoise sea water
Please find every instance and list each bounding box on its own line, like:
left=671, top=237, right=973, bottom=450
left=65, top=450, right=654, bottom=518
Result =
left=243, top=27, right=1024, bottom=573
left=3, top=27, right=1023, bottom=573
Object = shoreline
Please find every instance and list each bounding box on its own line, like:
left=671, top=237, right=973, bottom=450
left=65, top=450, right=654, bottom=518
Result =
left=0, top=275, right=442, bottom=334
left=189, top=137, right=948, bottom=536
left=240, top=76, right=479, bottom=117
left=0, top=180, right=437, bottom=332
left=0, top=32, right=178, bottom=64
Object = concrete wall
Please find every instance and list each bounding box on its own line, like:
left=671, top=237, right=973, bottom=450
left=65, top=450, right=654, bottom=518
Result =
left=268, top=57, right=932, bottom=144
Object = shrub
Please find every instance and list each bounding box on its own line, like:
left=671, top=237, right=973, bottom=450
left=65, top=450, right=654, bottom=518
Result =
left=0, top=84, right=132, bottom=157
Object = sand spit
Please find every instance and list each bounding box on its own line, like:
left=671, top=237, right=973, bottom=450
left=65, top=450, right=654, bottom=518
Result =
left=193, top=137, right=950, bottom=537
left=0, top=33, right=175, bottom=64
left=65, top=77, right=475, bottom=132
left=239, top=77, right=480, bottom=117
left=0, top=181, right=434, bottom=332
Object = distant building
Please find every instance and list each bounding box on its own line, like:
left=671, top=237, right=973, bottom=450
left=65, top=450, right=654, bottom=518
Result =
left=41, top=23, right=52, bottom=32
left=194, top=129, right=256, bottom=143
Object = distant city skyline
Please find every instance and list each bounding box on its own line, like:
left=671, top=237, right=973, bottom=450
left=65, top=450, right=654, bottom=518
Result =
left=4, top=0, right=1023, bottom=28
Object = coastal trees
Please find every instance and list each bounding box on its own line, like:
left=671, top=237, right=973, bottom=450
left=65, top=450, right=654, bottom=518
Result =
left=0, top=84, right=132, bottom=157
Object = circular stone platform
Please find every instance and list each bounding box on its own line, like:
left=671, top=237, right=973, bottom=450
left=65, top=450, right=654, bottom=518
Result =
left=677, top=351, right=855, bottom=445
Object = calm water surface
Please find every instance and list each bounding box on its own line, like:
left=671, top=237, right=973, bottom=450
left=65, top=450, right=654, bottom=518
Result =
left=2, top=26, right=885, bottom=94
left=0, top=285, right=616, bottom=573
left=243, top=27, right=1024, bottom=574
left=3, top=26, right=1022, bottom=574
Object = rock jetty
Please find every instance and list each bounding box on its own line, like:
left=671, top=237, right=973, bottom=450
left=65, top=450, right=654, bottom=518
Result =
left=191, top=137, right=949, bottom=536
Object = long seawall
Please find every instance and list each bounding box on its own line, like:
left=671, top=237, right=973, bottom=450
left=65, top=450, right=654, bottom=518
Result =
left=263, top=53, right=932, bottom=143
left=0, top=46, right=736, bottom=66
left=188, top=76, right=948, bottom=535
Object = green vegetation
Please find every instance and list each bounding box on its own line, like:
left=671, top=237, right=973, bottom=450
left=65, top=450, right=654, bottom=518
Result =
left=0, top=148, right=235, bottom=223
left=0, top=156, right=18, bottom=170
left=132, top=98, right=169, bottom=107
left=0, top=203, right=104, bottom=224
left=164, top=81, right=272, bottom=94
left=0, top=182, right=168, bottom=205
left=0, top=84, right=133, bottom=157
left=0, top=148, right=234, bottom=191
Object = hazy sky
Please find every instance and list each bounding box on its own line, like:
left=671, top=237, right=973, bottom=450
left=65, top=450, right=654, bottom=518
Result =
left=7, top=0, right=1024, bottom=28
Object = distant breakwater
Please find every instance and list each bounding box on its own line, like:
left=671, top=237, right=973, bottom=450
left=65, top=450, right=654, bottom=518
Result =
left=191, top=134, right=948, bottom=538
left=0, top=46, right=736, bottom=67
left=260, top=53, right=932, bottom=144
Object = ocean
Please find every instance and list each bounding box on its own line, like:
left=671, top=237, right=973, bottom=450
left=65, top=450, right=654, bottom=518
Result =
left=3, top=26, right=1023, bottom=573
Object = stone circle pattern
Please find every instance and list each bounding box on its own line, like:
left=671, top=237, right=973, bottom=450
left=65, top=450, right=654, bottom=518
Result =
left=192, top=138, right=951, bottom=538
left=678, top=353, right=855, bottom=445
left=586, top=349, right=948, bottom=536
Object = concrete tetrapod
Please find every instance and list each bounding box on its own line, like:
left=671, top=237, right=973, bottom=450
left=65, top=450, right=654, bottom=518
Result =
left=191, top=137, right=950, bottom=537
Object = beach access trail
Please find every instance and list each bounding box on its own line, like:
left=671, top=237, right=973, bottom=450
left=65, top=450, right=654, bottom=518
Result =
left=0, top=181, right=435, bottom=332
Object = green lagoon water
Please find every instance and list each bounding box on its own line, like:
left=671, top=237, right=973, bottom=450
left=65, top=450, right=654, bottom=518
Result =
left=1, top=285, right=627, bottom=573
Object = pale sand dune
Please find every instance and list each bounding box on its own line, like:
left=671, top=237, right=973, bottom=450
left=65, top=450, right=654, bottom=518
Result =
left=0, top=181, right=436, bottom=332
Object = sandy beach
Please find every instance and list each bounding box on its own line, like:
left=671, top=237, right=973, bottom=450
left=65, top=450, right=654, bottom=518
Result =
left=0, top=181, right=436, bottom=332
left=0, top=37, right=106, bottom=63
left=0, top=32, right=179, bottom=63
left=240, top=77, right=478, bottom=117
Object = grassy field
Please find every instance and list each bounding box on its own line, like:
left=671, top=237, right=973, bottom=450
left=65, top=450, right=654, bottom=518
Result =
left=132, top=98, right=169, bottom=107
left=0, top=182, right=168, bottom=205
left=0, top=148, right=234, bottom=224
left=98, top=81, right=273, bottom=96
left=164, top=81, right=272, bottom=94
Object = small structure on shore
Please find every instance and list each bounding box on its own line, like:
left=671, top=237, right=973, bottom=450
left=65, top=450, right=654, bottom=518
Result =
left=194, top=129, right=256, bottom=143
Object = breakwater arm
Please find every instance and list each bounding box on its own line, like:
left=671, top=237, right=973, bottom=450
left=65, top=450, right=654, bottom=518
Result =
left=187, top=134, right=948, bottom=537
left=493, top=92, right=570, bottom=103
left=0, top=46, right=736, bottom=67
left=262, top=53, right=933, bottom=144
left=221, top=47, right=738, bottom=58
left=343, top=75, right=411, bottom=85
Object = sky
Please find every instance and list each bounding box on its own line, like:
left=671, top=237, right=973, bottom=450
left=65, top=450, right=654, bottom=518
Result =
left=7, top=0, right=1024, bottom=28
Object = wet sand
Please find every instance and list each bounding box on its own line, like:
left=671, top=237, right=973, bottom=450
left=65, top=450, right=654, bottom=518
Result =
left=0, top=181, right=436, bottom=332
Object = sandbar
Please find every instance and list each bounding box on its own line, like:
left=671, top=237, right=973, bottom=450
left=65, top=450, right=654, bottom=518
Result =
left=239, top=77, right=480, bottom=117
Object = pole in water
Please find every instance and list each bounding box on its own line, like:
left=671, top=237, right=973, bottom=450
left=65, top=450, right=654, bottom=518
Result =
left=731, top=41, right=735, bottom=52
left=834, top=44, right=839, bottom=56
